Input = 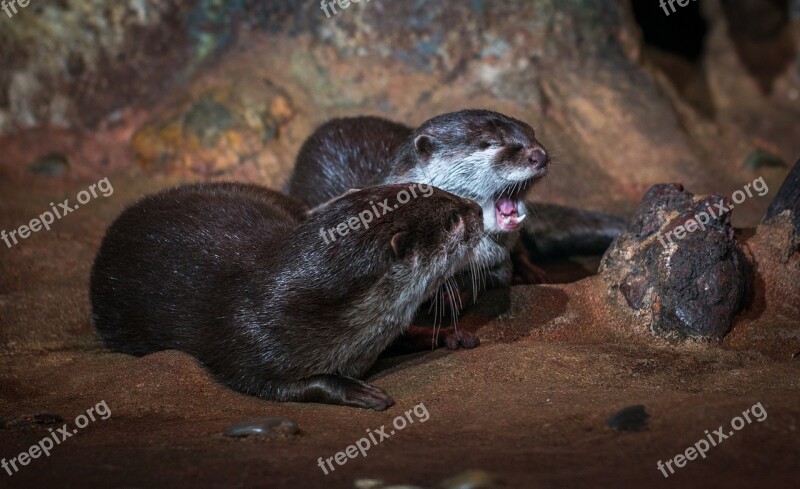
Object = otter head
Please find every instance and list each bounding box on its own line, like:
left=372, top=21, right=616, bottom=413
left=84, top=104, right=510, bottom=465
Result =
left=394, top=109, right=549, bottom=234
left=305, top=184, right=484, bottom=308
left=378, top=184, right=484, bottom=299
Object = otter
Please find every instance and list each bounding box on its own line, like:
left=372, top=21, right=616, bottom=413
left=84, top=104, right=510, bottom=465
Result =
left=287, top=109, right=550, bottom=306
left=90, top=182, right=483, bottom=410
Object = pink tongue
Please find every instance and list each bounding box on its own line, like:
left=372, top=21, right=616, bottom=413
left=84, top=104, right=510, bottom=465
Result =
left=496, top=196, right=517, bottom=216
left=495, top=195, right=523, bottom=231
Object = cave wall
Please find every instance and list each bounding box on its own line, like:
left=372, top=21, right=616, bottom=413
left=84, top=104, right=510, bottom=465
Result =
left=0, top=0, right=797, bottom=224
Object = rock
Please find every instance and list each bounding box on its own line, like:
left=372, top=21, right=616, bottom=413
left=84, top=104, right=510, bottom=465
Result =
left=439, top=470, right=494, bottom=489
left=0, top=0, right=273, bottom=132
left=722, top=202, right=800, bottom=358
left=606, top=405, right=649, bottom=432
left=28, top=153, right=69, bottom=176
left=0, top=1, right=204, bottom=130
left=223, top=416, right=299, bottom=438
left=718, top=0, right=794, bottom=94
left=182, top=98, right=235, bottom=148
left=764, top=159, right=800, bottom=258
left=1, top=413, right=64, bottom=429
left=131, top=82, right=293, bottom=176
left=600, top=183, right=751, bottom=340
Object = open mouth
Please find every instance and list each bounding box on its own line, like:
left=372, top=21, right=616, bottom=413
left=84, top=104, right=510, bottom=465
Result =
left=493, top=178, right=538, bottom=232
left=494, top=194, right=526, bottom=231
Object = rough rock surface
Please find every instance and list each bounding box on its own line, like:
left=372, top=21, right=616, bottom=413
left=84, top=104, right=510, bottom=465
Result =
left=764, top=158, right=800, bottom=257
left=600, top=184, right=751, bottom=339
left=1, top=0, right=797, bottom=222
left=130, top=81, right=296, bottom=178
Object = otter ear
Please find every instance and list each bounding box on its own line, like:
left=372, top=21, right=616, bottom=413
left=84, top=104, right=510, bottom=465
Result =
left=414, top=135, right=435, bottom=163
left=390, top=231, right=410, bottom=259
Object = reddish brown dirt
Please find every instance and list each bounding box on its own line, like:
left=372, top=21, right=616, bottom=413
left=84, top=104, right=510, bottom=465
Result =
left=1, top=169, right=798, bottom=489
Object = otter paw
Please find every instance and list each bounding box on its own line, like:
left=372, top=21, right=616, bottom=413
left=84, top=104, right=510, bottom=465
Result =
left=440, top=327, right=480, bottom=350
left=342, top=379, right=395, bottom=411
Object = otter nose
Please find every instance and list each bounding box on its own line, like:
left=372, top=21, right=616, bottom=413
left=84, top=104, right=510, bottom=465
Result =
left=528, top=147, right=548, bottom=170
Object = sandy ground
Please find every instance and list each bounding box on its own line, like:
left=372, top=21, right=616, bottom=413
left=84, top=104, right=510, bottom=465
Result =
left=0, top=168, right=798, bottom=489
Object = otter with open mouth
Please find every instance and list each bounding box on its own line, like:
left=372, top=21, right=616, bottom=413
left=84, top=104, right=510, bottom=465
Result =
left=288, top=109, right=550, bottom=309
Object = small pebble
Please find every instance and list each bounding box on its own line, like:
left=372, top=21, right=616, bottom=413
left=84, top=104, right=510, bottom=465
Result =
left=28, top=153, right=69, bottom=176
left=354, top=480, right=384, bottom=489
left=0, top=413, right=64, bottom=429
left=440, top=470, right=494, bottom=489
left=606, top=405, right=649, bottom=432
left=223, top=416, right=298, bottom=438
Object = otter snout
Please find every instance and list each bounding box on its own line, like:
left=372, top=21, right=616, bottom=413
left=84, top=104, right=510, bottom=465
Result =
left=527, top=147, right=549, bottom=172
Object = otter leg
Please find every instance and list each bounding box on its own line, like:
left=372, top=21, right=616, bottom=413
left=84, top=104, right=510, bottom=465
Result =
left=510, top=244, right=548, bottom=284
left=482, top=256, right=514, bottom=289
left=263, top=375, right=395, bottom=411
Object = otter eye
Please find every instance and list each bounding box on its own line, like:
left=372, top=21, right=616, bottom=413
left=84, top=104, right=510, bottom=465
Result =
left=479, top=140, right=502, bottom=150
left=448, top=210, right=462, bottom=229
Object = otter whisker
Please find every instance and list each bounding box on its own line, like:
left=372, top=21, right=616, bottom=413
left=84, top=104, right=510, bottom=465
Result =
left=469, top=258, right=478, bottom=303
left=451, top=276, right=463, bottom=311
left=431, top=285, right=441, bottom=350
left=447, top=277, right=459, bottom=331
left=442, top=277, right=456, bottom=336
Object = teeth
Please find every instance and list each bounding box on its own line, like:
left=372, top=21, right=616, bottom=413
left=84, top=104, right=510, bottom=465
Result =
left=498, top=213, right=526, bottom=228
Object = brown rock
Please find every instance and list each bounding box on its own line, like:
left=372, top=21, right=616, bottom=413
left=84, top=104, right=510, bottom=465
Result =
left=600, top=183, right=751, bottom=339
